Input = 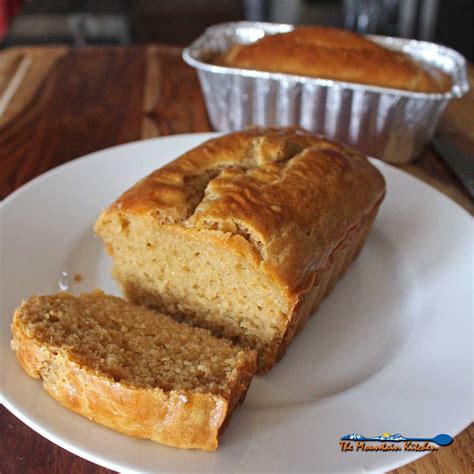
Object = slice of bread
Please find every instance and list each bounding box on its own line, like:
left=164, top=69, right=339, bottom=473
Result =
left=11, top=290, right=256, bottom=451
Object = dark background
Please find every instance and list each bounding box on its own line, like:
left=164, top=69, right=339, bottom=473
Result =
left=1, top=0, right=472, bottom=60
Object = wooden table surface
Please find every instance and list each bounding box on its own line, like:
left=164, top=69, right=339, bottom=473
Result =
left=0, top=45, right=472, bottom=474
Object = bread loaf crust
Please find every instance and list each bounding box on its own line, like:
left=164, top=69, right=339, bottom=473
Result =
left=220, top=27, right=451, bottom=93
left=97, top=127, right=385, bottom=292
left=11, top=296, right=256, bottom=451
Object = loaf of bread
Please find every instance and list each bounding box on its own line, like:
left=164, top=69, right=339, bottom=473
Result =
left=220, top=27, right=451, bottom=93
left=11, top=291, right=256, bottom=451
left=95, top=127, right=385, bottom=372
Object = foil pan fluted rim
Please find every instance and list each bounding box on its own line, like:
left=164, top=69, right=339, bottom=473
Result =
left=183, top=21, right=469, bottom=100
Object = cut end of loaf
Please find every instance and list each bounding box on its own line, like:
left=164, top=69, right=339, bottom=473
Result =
left=95, top=213, right=290, bottom=372
left=11, top=291, right=256, bottom=450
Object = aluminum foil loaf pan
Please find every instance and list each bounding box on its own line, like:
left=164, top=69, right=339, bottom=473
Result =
left=183, top=22, right=469, bottom=164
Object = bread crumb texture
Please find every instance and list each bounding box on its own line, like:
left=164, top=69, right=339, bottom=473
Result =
left=11, top=291, right=256, bottom=450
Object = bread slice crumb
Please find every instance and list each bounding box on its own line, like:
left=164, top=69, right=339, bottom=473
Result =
left=11, top=290, right=256, bottom=450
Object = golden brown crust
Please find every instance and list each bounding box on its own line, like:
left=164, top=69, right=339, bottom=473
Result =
left=220, top=27, right=451, bottom=93
left=275, top=198, right=382, bottom=365
left=97, top=127, right=386, bottom=293
left=11, top=297, right=256, bottom=451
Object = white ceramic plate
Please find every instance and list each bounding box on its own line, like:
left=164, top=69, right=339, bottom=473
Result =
left=1, top=133, right=472, bottom=473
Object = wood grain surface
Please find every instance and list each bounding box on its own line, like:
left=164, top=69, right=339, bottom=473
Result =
left=0, top=45, right=472, bottom=474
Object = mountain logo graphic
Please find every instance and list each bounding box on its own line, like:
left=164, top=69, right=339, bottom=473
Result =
left=340, top=433, right=453, bottom=446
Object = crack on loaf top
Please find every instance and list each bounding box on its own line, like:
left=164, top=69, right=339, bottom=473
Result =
left=113, top=130, right=344, bottom=254
left=182, top=135, right=311, bottom=222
